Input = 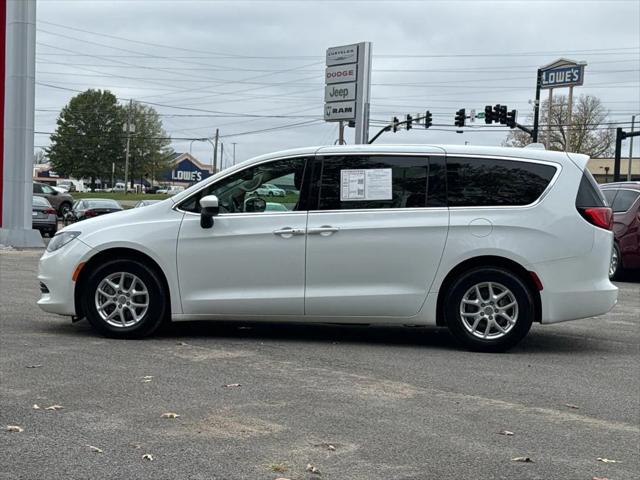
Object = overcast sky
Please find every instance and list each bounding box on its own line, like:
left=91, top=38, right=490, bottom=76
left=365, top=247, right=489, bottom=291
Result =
left=34, top=0, right=640, bottom=167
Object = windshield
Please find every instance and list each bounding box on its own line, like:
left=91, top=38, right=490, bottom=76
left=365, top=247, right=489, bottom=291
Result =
left=85, top=200, right=121, bottom=209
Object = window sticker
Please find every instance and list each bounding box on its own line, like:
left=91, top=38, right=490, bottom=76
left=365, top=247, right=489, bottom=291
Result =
left=340, top=168, right=392, bottom=201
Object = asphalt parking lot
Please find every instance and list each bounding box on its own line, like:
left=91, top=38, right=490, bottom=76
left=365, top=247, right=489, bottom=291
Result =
left=1, top=249, right=638, bottom=480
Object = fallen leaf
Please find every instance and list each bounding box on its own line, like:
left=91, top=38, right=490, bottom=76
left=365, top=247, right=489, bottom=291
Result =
left=142, top=454, right=154, bottom=461
left=306, top=463, right=321, bottom=474
left=268, top=463, right=288, bottom=473
left=327, top=444, right=336, bottom=451
left=142, top=379, right=152, bottom=383
left=512, top=457, right=533, bottom=463
left=32, top=404, right=40, bottom=410
left=597, top=458, right=619, bottom=463
left=592, top=477, right=609, bottom=480
left=45, top=405, right=63, bottom=411
left=177, top=342, right=189, bottom=346
left=223, top=383, right=241, bottom=388
left=6, top=425, right=23, bottom=433
left=161, top=412, right=180, bottom=419
left=25, top=365, right=42, bottom=369
left=498, top=430, right=515, bottom=436
left=130, top=443, right=142, bottom=449
left=565, top=403, right=580, bottom=409
left=274, top=478, right=291, bottom=480
left=86, top=445, right=103, bottom=454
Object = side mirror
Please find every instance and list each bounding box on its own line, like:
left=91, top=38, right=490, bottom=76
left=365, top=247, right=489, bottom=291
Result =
left=199, top=195, right=219, bottom=229
left=245, top=196, right=266, bottom=213
left=52, top=190, right=59, bottom=195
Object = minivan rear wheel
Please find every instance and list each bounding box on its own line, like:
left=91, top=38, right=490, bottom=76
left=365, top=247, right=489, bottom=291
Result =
left=81, top=259, right=167, bottom=339
left=609, top=243, right=621, bottom=280
left=444, top=267, right=534, bottom=352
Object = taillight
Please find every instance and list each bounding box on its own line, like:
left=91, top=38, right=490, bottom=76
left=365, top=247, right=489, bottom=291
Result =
left=44, top=208, right=56, bottom=215
left=84, top=210, right=97, bottom=217
left=578, top=207, right=612, bottom=230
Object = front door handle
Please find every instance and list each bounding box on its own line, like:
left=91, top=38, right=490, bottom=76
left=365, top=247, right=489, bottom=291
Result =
left=273, top=227, right=305, bottom=238
left=308, top=225, right=340, bottom=236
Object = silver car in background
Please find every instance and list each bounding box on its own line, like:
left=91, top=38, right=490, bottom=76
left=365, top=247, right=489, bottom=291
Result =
left=32, top=196, right=58, bottom=237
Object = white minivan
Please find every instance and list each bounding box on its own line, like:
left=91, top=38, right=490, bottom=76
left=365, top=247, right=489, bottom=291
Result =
left=37, top=145, right=617, bottom=352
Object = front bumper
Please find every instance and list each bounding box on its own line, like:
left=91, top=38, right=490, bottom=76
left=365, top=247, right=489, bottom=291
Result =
left=37, top=239, right=94, bottom=316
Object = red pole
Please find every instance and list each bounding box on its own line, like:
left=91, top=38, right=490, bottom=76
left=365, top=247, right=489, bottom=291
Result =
left=0, top=0, right=6, bottom=225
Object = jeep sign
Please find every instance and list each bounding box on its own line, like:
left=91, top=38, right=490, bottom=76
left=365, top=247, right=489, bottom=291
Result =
left=325, top=83, right=356, bottom=102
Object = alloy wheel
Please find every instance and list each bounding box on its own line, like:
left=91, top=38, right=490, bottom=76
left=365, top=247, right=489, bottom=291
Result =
left=459, top=282, right=519, bottom=340
left=94, top=272, right=149, bottom=328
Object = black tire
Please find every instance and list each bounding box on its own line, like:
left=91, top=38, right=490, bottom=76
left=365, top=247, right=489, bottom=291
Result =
left=609, top=242, right=622, bottom=280
left=81, top=259, right=167, bottom=339
left=444, top=267, right=534, bottom=353
left=58, top=202, right=72, bottom=218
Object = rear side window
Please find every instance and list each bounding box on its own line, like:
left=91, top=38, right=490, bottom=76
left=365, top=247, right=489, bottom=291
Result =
left=602, top=189, right=617, bottom=206
left=447, top=157, right=557, bottom=207
left=575, top=170, right=607, bottom=208
left=317, top=155, right=438, bottom=210
left=611, top=189, right=640, bottom=213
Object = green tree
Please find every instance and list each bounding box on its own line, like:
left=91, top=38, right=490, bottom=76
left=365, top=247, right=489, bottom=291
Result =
left=126, top=102, right=174, bottom=187
left=503, top=94, right=614, bottom=158
left=47, top=89, right=125, bottom=190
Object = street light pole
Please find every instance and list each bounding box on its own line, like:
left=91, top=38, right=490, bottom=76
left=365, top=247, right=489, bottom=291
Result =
left=232, top=142, right=237, bottom=165
left=123, top=99, right=133, bottom=194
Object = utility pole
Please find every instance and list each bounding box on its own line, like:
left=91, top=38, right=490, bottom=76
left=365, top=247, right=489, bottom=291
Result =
left=614, top=126, right=640, bottom=182
left=232, top=142, right=237, bottom=165
left=123, top=99, right=133, bottom=194
left=338, top=121, right=345, bottom=145
left=532, top=69, right=542, bottom=143
left=628, top=115, right=636, bottom=181
left=220, top=142, right=224, bottom=170
left=213, top=128, right=219, bottom=172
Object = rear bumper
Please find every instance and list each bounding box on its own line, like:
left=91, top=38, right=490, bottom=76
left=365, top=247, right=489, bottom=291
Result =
left=532, top=229, right=618, bottom=324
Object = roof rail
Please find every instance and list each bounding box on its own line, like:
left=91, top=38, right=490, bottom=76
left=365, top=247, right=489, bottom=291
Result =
left=525, top=143, right=546, bottom=150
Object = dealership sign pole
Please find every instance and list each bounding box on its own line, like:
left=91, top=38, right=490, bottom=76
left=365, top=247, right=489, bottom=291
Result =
left=0, top=0, right=42, bottom=247
left=538, top=58, right=586, bottom=151
left=324, top=42, right=372, bottom=144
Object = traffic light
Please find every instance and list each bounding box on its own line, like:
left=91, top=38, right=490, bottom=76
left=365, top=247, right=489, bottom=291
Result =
left=392, top=116, right=400, bottom=133
left=424, top=110, right=433, bottom=129
left=406, top=114, right=413, bottom=130
left=497, top=104, right=508, bottom=125
left=506, top=109, right=517, bottom=128
left=484, top=105, right=493, bottom=124
left=454, top=108, right=466, bottom=128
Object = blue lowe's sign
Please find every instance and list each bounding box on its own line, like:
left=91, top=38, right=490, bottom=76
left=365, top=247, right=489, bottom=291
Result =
left=540, top=59, right=586, bottom=89
left=163, top=157, right=211, bottom=183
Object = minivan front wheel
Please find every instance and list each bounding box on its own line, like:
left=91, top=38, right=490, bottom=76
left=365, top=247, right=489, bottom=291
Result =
left=82, top=259, right=167, bottom=339
left=444, top=267, right=534, bottom=352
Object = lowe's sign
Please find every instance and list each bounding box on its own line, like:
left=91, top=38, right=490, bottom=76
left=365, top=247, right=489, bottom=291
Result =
left=163, top=158, right=211, bottom=184
left=540, top=60, right=586, bottom=89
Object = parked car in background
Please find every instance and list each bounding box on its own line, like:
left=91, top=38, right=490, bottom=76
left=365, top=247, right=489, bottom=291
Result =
left=254, top=183, right=286, bottom=197
left=38, top=145, right=617, bottom=352
left=33, top=181, right=74, bottom=217
left=31, top=196, right=58, bottom=237
left=108, top=183, right=126, bottom=193
left=64, top=199, right=123, bottom=224
left=134, top=199, right=162, bottom=208
left=56, top=180, right=76, bottom=193
left=600, top=182, right=640, bottom=279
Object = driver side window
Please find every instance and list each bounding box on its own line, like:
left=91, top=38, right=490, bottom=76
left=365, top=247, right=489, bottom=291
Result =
left=179, top=157, right=308, bottom=214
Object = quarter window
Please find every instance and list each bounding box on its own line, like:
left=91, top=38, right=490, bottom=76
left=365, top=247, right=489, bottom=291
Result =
left=447, top=157, right=557, bottom=207
left=611, top=189, right=640, bottom=213
left=602, top=189, right=617, bottom=206
left=317, top=155, right=441, bottom=210
left=179, top=157, right=308, bottom=214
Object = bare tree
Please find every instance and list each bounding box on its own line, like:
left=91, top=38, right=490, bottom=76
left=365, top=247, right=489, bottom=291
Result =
left=503, top=94, right=614, bottom=157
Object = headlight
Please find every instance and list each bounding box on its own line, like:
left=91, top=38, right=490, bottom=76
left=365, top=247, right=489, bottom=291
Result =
left=47, top=231, right=81, bottom=252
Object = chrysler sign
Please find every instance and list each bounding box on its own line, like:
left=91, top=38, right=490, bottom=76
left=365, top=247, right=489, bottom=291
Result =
left=326, top=44, right=358, bottom=66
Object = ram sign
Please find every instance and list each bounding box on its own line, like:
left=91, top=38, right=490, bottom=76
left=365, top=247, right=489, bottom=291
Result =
left=540, top=59, right=586, bottom=89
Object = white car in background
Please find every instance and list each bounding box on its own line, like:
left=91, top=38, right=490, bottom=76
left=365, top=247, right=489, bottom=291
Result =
left=37, top=144, right=617, bottom=352
left=254, top=183, right=285, bottom=197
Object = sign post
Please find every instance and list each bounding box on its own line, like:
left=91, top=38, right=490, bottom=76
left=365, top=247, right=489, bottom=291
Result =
left=324, top=42, right=372, bottom=144
left=538, top=58, right=586, bottom=151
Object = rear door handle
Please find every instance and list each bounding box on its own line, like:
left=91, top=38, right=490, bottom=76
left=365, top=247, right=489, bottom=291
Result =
left=273, top=227, right=305, bottom=238
left=308, top=226, right=340, bottom=236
